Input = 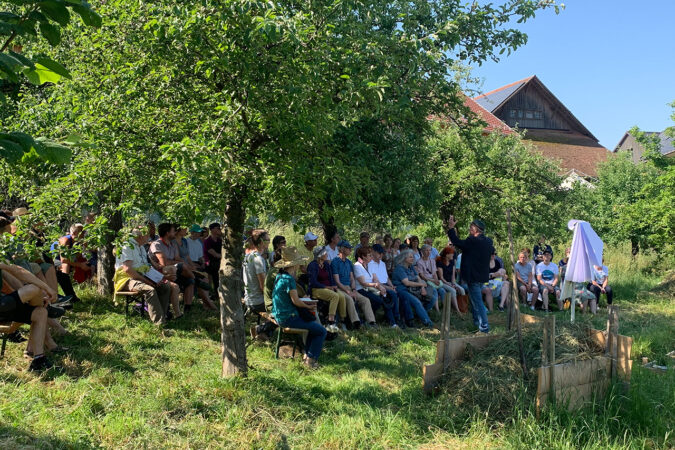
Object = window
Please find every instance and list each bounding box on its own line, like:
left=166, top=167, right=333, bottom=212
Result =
left=525, top=111, right=533, bottom=119
left=510, top=109, right=517, bottom=118
left=517, top=110, right=523, bottom=118
left=534, top=110, right=543, bottom=119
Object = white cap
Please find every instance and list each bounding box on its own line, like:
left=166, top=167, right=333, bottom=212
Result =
left=303, top=232, right=319, bottom=241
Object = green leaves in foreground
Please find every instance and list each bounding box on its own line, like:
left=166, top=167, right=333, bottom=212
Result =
left=0, top=131, right=72, bottom=164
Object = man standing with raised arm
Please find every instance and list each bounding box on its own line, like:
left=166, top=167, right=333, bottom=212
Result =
left=445, top=216, right=492, bottom=333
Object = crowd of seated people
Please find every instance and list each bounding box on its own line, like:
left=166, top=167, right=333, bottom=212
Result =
left=1, top=205, right=615, bottom=372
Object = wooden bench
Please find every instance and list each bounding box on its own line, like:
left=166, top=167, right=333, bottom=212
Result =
left=0, top=322, right=22, bottom=358
left=259, top=312, right=308, bottom=359
left=115, top=291, right=146, bottom=318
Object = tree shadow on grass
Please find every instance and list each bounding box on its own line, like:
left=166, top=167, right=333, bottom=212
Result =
left=0, top=425, right=95, bottom=449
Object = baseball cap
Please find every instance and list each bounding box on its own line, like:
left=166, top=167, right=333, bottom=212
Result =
left=337, top=239, right=352, bottom=249
left=303, top=232, right=318, bottom=241
left=372, top=244, right=385, bottom=254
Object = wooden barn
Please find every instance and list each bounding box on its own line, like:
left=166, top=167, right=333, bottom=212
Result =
left=474, top=76, right=610, bottom=180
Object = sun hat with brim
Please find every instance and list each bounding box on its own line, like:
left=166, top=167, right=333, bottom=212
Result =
left=274, top=246, right=310, bottom=268
left=337, top=239, right=352, bottom=249
left=12, top=207, right=29, bottom=217
left=189, top=224, right=203, bottom=233
left=471, top=219, right=486, bottom=231
left=303, top=232, right=318, bottom=241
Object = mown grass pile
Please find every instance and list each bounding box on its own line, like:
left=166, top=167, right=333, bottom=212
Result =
left=439, top=319, right=606, bottom=422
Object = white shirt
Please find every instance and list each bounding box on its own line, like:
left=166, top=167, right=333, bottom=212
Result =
left=325, top=245, right=339, bottom=262
left=186, top=237, right=204, bottom=263
left=353, top=262, right=372, bottom=291
left=115, top=239, right=150, bottom=270
left=368, top=259, right=389, bottom=284
left=536, top=262, right=559, bottom=283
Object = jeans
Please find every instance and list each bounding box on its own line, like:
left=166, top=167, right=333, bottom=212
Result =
left=279, top=315, right=327, bottom=360
left=385, top=288, right=400, bottom=321
left=423, top=286, right=439, bottom=312
left=395, top=287, right=432, bottom=325
left=358, top=289, right=396, bottom=325
left=468, top=282, right=489, bottom=333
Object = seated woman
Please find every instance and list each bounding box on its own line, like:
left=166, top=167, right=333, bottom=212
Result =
left=436, top=246, right=462, bottom=315
left=482, top=249, right=510, bottom=312
left=588, top=260, right=612, bottom=307
left=272, top=247, right=327, bottom=369
left=353, top=247, right=397, bottom=328
left=416, top=244, right=446, bottom=313
left=306, top=246, right=347, bottom=333
left=391, top=249, right=434, bottom=328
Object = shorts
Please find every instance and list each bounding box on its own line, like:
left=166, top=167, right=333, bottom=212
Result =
left=0, top=291, right=35, bottom=324
left=40, top=262, right=53, bottom=274
left=517, top=280, right=536, bottom=291
left=538, top=283, right=560, bottom=293
left=175, top=263, right=195, bottom=291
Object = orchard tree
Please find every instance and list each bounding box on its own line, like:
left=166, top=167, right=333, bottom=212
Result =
left=429, top=121, right=564, bottom=243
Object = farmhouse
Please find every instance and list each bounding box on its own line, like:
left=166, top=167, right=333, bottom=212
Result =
left=614, top=130, right=675, bottom=163
left=474, top=75, right=609, bottom=180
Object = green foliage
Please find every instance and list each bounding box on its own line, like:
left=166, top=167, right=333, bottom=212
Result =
left=0, top=0, right=100, bottom=163
left=428, top=123, right=565, bottom=244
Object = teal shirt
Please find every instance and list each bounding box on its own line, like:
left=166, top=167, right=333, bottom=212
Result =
left=271, top=272, right=298, bottom=324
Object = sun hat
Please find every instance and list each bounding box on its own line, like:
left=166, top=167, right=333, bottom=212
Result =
left=12, top=207, right=29, bottom=217
left=303, top=232, right=318, bottom=241
left=274, top=246, right=310, bottom=268
left=189, top=224, right=203, bottom=233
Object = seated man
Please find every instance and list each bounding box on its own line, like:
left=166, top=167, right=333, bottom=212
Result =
left=0, top=262, right=61, bottom=371
left=55, top=223, right=93, bottom=284
left=588, top=260, right=613, bottom=308
left=536, top=249, right=562, bottom=311
left=369, top=244, right=403, bottom=326
left=148, top=223, right=198, bottom=314
left=331, top=240, right=376, bottom=328
left=515, top=251, right=539, bottom=306
left=114, top=227, right=173, bottom=324
left=174, top=226, right=216, bottom=310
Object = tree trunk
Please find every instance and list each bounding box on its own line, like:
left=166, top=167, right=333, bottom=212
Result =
left=97, top=209, right=123, bottom=296
left=220, top=191, right=248, bottom=377
left=317, top=200, right=336, bottom=245
left=631, top=238, right=639, bottom=257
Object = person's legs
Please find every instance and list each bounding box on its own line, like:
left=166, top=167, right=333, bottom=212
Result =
left=442, top=284, right=459, bottom=313
left=56, top=270, right=77, bottom=298
left=354, top=291, right=376, bottom=324
left=499, top=281, right=510, bottom=309
left=540, top=285, right=549, bottom=310
left=555, top=288, right=562, bottom=310
left=385, top=289, right=400, bottom=321
left=518, top=283, right=527, bottom=304
left=313, top=288, right=341, bottom=322
left=197, top=287, right=217, bottom=310
left=128, top=280, right=166, bottom=324
left=280, top=316, right=327, bottom=361
left=399, top=289, right=432, bottom=326
left=531, top=285, right=539, bottom=306
left=339, top=291, right=361, bottom=326
left=605, top=286, right=613, bottom=305
left=183, top=283, right=194, bottom=307
left=424, top=287, right=438, bottom=312
left=28, top=306, right=47, bottom=357
left=482, top=286, right=493, bottom=311
left=395, top=288, right=414, bottom=322
left=589, top=284, right=601, bottom=305
left=468, top=282, right=489, bottom=333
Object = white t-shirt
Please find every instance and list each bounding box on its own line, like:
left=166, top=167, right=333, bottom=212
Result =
left=325, top=245, right=339, bottom=262
left=368, top=259, right=389, bottom=285
left=243, top=250, right=267, bottom=306
left=536, top=262, right=558, bottom=284
left=591, top=265, right=609, bottom=284
left=353, top=262, right=372, bottom=291
left=186, top=237, right=204, bottom=263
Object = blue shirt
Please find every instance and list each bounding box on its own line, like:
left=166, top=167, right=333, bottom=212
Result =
left=331, top=256, right=354, bottom=286
left=392, top=264, right=419, bottom=290
left=271, top=273, right=298, bottom=324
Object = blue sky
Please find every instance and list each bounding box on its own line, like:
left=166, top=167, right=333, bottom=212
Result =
left=468, top=1, right=675, bottom=149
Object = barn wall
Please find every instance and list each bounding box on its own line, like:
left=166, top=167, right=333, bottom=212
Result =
left=495, top=83, right=576, bottom=131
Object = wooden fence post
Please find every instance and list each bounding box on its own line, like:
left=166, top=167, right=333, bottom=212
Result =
left=505, top=208, right=527, bottom=377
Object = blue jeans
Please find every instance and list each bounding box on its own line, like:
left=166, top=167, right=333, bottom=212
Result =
left=279, top=315, right=327, bottom=360
left=395, top=287, right=432, bottom=326
left=423, top=286, right=439, bottom=312
left=385, top=288, right=400, bottom=321
left=468, top=282, right=489, bottom=333
left=358, top=289, right=396, bottom=325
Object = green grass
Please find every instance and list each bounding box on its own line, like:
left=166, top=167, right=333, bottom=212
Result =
left=1, top=260, right=673, bottom=448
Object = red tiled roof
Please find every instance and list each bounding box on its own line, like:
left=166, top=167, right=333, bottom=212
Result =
left=462, top=96, right=513, bottom=135
left=527, top=140, right=609, bottom=178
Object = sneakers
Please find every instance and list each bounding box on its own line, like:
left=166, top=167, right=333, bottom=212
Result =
left=530, top=305, right=535, bottom=311
left=7, top=331, right=27, bottom=343
left=325, top=323, right=340, bottom=333
left=47, top=305, right=66, bottom=318
left=28, top=355, right=53, bottom=372
left=498, top=306, right=505, bottom=312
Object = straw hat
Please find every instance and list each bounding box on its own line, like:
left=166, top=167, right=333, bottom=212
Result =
left=12, top=207, right=29, bottom=217
left=274, top=246, right=309, bottom=268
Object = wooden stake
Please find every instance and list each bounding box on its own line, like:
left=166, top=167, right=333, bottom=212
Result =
left=506, top=208, right=527, bottom=377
